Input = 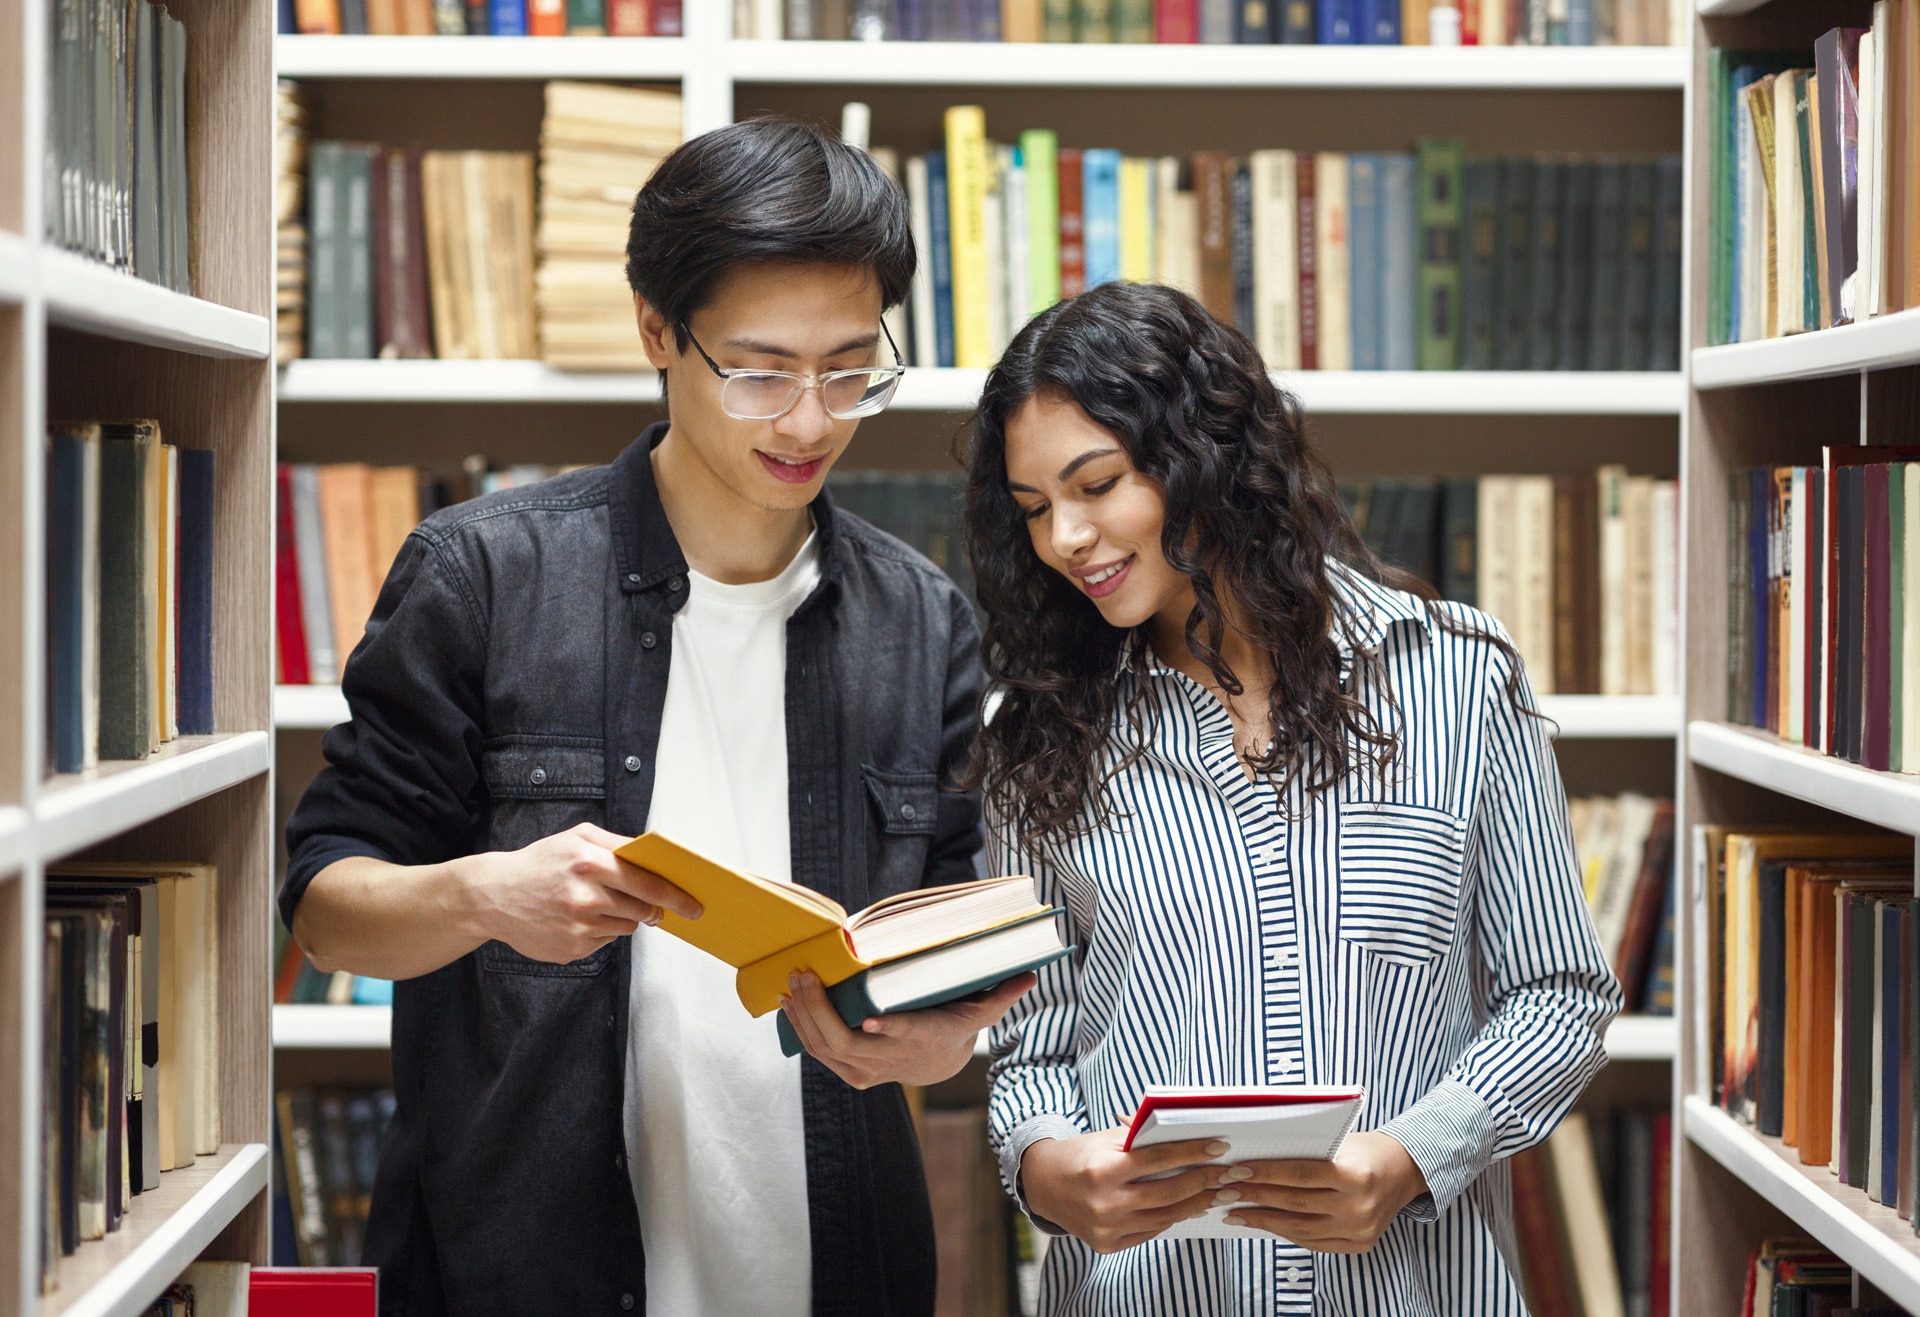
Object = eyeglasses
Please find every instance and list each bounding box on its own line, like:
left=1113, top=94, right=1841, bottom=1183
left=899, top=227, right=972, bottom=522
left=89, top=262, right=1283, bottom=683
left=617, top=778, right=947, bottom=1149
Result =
left=680, top=321, right=906, bottom=421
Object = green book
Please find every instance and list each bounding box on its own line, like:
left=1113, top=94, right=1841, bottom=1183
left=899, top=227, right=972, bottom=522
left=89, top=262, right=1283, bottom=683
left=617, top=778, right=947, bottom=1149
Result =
left=1042, top=0, right=1074, bottom=40
left=1441, top=477, right=1478, bottom=606
left=1892, top=464, right=1907, bottom=773
left=1115, top=0, right=1151, bottom=39
left=1075, top=0, right=1114, bottom=43
left=567, top=0, right=606, bottom=33
left=1022, top=130, right=1060, bottom=313
left=305, top=142, right=341, bottom=359
left=96, top=425, right=152, bottom=761
left=1458, top=159, right=1498, bottom=371
left=340, top=144, right=376, bottom=361
left=1416, top=138, right=1464, bottom=371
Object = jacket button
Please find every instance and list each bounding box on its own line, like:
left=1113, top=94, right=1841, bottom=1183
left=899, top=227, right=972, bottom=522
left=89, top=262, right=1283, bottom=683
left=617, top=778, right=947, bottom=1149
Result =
left=614, top=1152, right=626, bottom=1170
left=620, top=1296, right=635, bottom=1311
left=626, top=573, right=641, bottom=585
left=607, top=1014, right=617, bottom=1030
left=624, top=755, right=642, bottom=772
left=641, top=632, right=657, bottom=650
left=669, top=575, right=685, bottom=591
left=530, top=767, right=547, bottom=786
left=899, top=803, right=917, bottom=822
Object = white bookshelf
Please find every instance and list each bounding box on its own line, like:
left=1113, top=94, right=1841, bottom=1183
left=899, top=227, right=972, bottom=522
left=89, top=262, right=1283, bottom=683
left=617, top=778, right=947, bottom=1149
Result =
left=275, top=32, right=690, bottom=78
left=0, top=228, right=32, bottom=304
left=1691, top=308, right=1920, bottom=390
left=35, top=247, right=274, bottom=361
left=1606, top=1014, right=1677, bottom=1061
left=1686, top=722, right=1920, bottom=841
left=34, top=733, right=274, bottom=864
left=1692, top=0, right=1770, bottom=18
left=273, top=1004, right=393, bottom=1048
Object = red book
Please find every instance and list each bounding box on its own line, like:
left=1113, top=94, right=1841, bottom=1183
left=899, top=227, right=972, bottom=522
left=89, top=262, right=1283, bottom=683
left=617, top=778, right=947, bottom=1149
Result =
left=608, top=0, right=649, bottom=33
left=1460, top=0, right=1478, bottom=42
left=1154, top=0, right=1198, bottom=41
left=372, top=147, right=434, bottom=360
left=1295, top=151, right=1317, bottom=371
left=1649, top=1112, right=1672, bottom=1317
left=274, top=464, right=312, bottom=686
left=251, top=1269, right=377, bottom=1317
left=650, top=0, right=681, bottom=33
left=1058, top=148, right=1087, bottom=299
left=1122, top=1085, right=1364, bottom=1149
left=528, top=0, right=565, bottom=33
left=1863, top=462, right=1893, bottom=769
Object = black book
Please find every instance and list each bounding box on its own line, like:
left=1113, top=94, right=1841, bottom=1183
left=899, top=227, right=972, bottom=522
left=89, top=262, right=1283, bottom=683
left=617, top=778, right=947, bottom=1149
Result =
left=1278, top=0, right=1314, bottom=40
left=1459, top=160, right=1499, bottom=371
left=176, top=448, right=214, bottom=736
left=1835, top=465, right=1864, bottom=761
left=1231, top=163, right=1256, bottom=339
left=466, top=0, right=490, bottom=32
left=1555, top=161, right=1594, bottom=375
left=1756, top=860, right=1788, bottom=1136
left=1651, top=155, right=1683, bottom=369
left=1749, top=467, right=1770, bottom=729
left=55, top=912, right=83, bottom=1254
left=1234, top=0, right=1273, bottom=40
left=1387, top=479, right=1441, bottom=591
left=1846, top=890, right=1876, bottom=1188
left=1586, top=160, right=1626, bottom=371
left=340, top=0, right=369, bottom=30
left=1495, top=158, right=1534, bottom=371
left=1726, top=469, right=1752, bottom=725
left=1361, top=477, right=1403, bottom=564
left=1619, top=159, right=1658, bottom=371
left=1526, top=159, right=1563, bottom=370
left=1806, top=468, right=1824, bottom=747
left=1440, top=477, right=1478, bottom=606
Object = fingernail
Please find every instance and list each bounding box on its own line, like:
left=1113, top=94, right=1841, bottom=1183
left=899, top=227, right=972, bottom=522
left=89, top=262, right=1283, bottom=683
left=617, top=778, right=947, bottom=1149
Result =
left=1224, top=1214, right=1246, bottom=1228
left=863, top=1019, right=883, bottom=1032
left=1205, top=1141, right=1231, bottom=1157
left=1213, top=1188, right=1242, bottom=1205
left=1226, top=1165, right=1254, bottom=1181
left=778, top=996, right=791, bottom=1009
left=788, top=973, right=800, bottom=990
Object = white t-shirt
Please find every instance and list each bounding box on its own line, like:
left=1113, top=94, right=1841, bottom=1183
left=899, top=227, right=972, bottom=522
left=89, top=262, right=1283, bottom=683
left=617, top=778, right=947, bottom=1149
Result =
left=624, top=532, right=819, bottom=1317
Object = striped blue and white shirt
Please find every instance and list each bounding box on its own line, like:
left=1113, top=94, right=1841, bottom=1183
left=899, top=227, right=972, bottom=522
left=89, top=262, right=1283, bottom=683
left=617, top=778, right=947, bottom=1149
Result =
left=986, top=567, right=1623, bottom=1317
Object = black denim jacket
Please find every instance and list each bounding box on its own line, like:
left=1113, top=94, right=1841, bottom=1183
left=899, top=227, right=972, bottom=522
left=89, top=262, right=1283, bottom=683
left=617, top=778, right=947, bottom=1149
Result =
left=282, top=424, right=984, bottom=1317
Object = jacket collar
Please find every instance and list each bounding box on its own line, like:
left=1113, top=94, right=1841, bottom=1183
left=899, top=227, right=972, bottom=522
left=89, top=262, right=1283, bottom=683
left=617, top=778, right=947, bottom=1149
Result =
left=609, top=421, right=847, bottom=598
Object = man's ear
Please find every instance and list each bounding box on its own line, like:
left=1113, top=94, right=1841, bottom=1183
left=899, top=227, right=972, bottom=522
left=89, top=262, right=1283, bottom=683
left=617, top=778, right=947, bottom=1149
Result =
left=635, top=295, right=677, bottom=370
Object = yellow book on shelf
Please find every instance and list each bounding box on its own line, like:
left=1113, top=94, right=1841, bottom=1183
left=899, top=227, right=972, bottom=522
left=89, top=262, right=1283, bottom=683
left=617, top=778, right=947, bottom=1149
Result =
left=1119, top=157, right=1153, bottom=284
left=944, top=106, right=993, bottom=369
left=613, top=831, right=1048, bottom=1017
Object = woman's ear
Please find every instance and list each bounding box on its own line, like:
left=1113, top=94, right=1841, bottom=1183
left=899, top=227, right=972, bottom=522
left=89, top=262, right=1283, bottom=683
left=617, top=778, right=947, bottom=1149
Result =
left=634, top=296, right=677, bottom=371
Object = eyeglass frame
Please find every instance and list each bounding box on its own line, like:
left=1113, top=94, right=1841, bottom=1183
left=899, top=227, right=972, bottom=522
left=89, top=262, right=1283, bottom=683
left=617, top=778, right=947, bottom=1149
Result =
left=677, top=319, right=907, bottom=420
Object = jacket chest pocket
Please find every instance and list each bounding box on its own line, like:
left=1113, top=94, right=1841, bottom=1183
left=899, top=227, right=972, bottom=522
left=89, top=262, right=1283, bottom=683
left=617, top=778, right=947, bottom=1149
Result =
left=482, top=737, right=606, bottom=853
left=1336, top=801, right=1470, bottom=968
left=863, top=764, right=937, bottom=896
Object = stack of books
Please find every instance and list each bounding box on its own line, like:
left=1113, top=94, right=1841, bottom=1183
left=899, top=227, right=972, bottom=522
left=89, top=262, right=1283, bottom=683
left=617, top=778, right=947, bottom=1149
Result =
left=1739, top=1242, right=1881, bottom=1316
left=536, top=82, right=683, bottom=371
left=1708, top=27, right=1919, bottom=347
left=751, top=0, right=1678, bottom=42
left=1705, top=828, right=1918, bottom=1213
left=891, top=109, right=1682, bottom=374
left=305, top=141, right=537, bottom=360
left=281, top=0, right=680, bottom=35
left=273, top=1086, right=396, bottom=1267
left=40, top=862, right=224, bottom=1295
left=1724, top=452, right=1920, bottom=772
left=46, top=0, right=193, bottom=291
left=277, top=82, right=309, bottom=365
left=1570, top=793, right=1675, bottom=1016
left=1342, top=468, right=1678, bottom=696
left=45, top=424, right=216, bottom=773
left=1510, top=1109, right=1671, bottom=1317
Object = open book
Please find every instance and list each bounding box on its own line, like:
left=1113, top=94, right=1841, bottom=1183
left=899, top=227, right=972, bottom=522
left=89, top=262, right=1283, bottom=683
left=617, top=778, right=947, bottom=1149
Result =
left=612, top=831, right=1069, bottom=1022
left=1123, top=1085, right=1367, bottom=1241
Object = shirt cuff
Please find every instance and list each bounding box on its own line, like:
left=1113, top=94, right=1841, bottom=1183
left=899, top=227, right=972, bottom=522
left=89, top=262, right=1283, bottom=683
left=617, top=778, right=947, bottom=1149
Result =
left=1377, top=1079, right=1499, bottom=1220
left=999, top=1114, right=1085, bottom=1237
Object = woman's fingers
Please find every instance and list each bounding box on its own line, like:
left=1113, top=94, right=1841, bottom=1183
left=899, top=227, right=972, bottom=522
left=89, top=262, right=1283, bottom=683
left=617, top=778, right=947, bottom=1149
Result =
left=1126, top=1163, right=1227, bottom=1210
left=1209, top=1180, right=1337, bottom=1215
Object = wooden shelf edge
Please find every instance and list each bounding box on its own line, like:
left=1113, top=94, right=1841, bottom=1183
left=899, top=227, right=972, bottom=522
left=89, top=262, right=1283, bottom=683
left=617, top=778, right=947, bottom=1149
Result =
left=1541, top=694, right=1680, bottom=738
left=272, top=1004, right=393, bottom=1049
left=274, top=32, right=690, bottom=79
left=44, top=1144, right=270, bottom=1317
left=1691, top=309, right=1920, bottom=389
left=1606, top=1014, right=1677, bottom=1059
left=1686, top=721, right=1920, bottom=838
left=34, top=733, right=273, bottom=863
left=39, top=248, right=272, bottom=360
left=1684, top=1098, right=1920, bottom=1311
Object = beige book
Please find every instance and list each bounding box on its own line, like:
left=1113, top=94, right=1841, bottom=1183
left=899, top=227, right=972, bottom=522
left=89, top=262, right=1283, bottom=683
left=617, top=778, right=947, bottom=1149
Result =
left=1512, top=475, right=1556, bottom=693
left=1314, top=153, right=1351, bottom=372
left=1744, top=75, right=1779, bottom=341
left=1652, top=479, right=1678, bottom=698
left=1857, top=27, right=1880, bottom=320
left=1249, top=150, right=1299, bottom=372
left=1476, top=475, right=1515, bottom=642
left=463, top=154, right=501, bottom=360
left=367, top=466, right=421, bottom=587
left=1597, top=464, right=1629, bottom=695
left=543, top=81, right=684, bottom=131
left=1480, top=0, right=1506, bottom=48
left=1546, top=1113, right=1626, bottom=1317
left=1579, top=796, right=1619, bottom=906
left=422, top=153, right=472, bottom=359
left=193, top=862, right=220, bottom=1156
left=1623, top=474, right=1655, bottom=695
left=316, top=463, right=377, bottom=660
left=486, top=152, right=538, bottom=359
left=1592, top=792, right=1656, bottom=964
left=1773, top=71, right=1807, bottom=335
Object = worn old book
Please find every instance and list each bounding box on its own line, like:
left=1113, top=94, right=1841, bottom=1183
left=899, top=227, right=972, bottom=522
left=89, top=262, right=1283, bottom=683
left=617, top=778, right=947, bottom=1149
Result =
left=1553, top=472, right=1600, bottom=696
left=1314, top=153, right=1350, bottom=372
left=1194, top=151, right=1235, bottom=324
left=96, top=422, right=156, bottom=761
left=613, top=832, right=1067, bottom=1022
left=316, top=464, right=377, bottom=666
left=373, top=146, right=433, bottom=360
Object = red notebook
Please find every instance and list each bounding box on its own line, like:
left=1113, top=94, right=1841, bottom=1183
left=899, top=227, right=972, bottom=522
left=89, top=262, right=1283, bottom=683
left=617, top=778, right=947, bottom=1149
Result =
left=251, top=1269, right=377, bottom=1317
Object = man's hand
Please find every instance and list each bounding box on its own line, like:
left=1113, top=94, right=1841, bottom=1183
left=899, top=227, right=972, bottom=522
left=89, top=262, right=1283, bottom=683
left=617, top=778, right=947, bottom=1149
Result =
left=779, top=970, right=1037, bottom=1089
left=1019, top=1128, right=1234, bottom=1253
left=1209, top=1130, right=1429, bottom=1253
left=465, top=822, right=704, bottom=964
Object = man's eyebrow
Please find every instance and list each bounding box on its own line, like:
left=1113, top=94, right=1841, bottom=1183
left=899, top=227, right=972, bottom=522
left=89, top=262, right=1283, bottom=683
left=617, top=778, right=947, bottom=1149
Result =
left=719, top=332, right=879, bottom=360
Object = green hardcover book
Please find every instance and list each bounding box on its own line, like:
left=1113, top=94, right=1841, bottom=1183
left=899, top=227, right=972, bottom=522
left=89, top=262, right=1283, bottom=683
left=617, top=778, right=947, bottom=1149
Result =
left=1075, top=0, right=1114, bottom=42
left=567, top=0, right=606, bottom=33
left=1441, top=477, right=1478, bottom=606
left=1619, top=158, right=1658, bottom=371
left=95, top=425, right=152, bottom=761
left=1458, top=160, right=1498, bottom=372
left=1586, top=160, right=1626, bottom=371
left=1022, top=130, right=1060, bottom=312
left=340, top=144, right=375, bottom=361
left=1892, top=464, right=1907, bottom=773
left=1494, top=158, right=1533, bottom=372
left=1115, top=0, right=1151, bottom=39
left=1042, top=0, right=1074, bottom=40
left=1554, top=160, right=1593, bottom=375
left=1415, top=138, right=1464, bottom=372
left=305, top=142, right=341, bottom=360
left=1708, top=49, right=1731, bottom=346
left=1525, top=159, right=1563, bottom=370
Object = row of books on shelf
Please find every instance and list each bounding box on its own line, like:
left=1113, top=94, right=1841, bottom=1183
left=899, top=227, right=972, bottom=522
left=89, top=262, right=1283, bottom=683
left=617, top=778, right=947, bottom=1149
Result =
left=281, top=0, right=678, bottom=34
left=738, top=0, right=1678, bottom=42
left=1707, top=20, right=1920, bottom=348
left=1511, top=1109, right=1668, bottom=1317
left=1570, top=793, right=1674, bottom=1016
left=1707, top=828, right=1920, bottom=1225
left=275, top=921, right=395, bottom=1006
left=1740, top=1242, right=1900, bottom=1317
left=1725, top=451, right=1920, bottom=774
left=273, top=1086, right=395, bottom=1267
left=1345, top=467, right=1677, bottom=696
left=45, top=423, right=216, bottom=774
left=47, top=0, right=194, bottom=292
left=892, top=110, right=1681, bottom=375
left=139, top=1266, right=375, bottom=1317
left=38, top=862, right=223, bottom=1295
left=283, top=82, right=681, bottom=369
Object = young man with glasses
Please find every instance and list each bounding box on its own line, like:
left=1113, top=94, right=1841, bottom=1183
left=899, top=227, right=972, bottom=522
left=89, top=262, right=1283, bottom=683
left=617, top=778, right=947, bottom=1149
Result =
left=281, top=118, right=1024, bottom=1317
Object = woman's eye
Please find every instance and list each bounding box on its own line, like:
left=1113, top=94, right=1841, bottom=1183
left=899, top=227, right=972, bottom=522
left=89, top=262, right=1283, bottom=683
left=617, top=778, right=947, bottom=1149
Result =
left=1018, top=502, right=1048, bottom=522
left=1086, top=478, right=1120, bottom=496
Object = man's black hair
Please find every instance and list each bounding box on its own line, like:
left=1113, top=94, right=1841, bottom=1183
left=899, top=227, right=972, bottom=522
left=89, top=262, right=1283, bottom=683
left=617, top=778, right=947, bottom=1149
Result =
left=625, top=116, right=915, bottom=349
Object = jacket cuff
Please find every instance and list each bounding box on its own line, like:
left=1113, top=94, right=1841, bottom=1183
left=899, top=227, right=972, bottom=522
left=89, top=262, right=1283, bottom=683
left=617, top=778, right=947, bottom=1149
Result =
left=1000, top=1114, right=1085, bottom=1236
left=280, top=835, right=394, bottom=931
left=1377, top=1079, right=1499, bottom=1220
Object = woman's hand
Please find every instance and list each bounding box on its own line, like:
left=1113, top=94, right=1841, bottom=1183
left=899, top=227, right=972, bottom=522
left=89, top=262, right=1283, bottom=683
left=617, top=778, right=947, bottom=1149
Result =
left=779, top=970, right=1037, bottom=1089
left=1209, top=1131, right=1429, bottom=1253
left=1020, top=1128, right=1238, bottom=1254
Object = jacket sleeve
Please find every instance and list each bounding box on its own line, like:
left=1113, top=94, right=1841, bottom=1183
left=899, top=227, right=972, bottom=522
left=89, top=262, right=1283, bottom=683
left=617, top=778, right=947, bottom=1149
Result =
left=923, top=585, right=986, bottom=890
left=984, top=823, right=1090, bottom=1233
left=1378, top=646, right=1624, bottom=1219
left=281, top=527, right=490, bottom=931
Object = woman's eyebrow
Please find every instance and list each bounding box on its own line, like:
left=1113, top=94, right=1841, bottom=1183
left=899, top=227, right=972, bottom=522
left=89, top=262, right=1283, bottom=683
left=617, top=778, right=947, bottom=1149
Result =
left=1057, top=447, right=1123, bottom=480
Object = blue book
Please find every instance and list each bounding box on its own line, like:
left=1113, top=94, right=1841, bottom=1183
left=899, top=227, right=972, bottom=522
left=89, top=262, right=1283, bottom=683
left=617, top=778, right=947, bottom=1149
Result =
left=1081, top=149, right=1122, bottom=289
left=489, top=0, right=526, bottom=33
left=48, top=429, right=87, bottom=773
left=926, top=152, right=956, bottom=369
left=1568, top=0, right=1591, bottom=43
left=1348, top=155, right=1382, bottom=371
left=1380, top=153, right=1417, bottom=371
left=352, top=976, right=395, bottom=1006
left=1362, top=0, right=1396, bottom=42
left=278, top=0, right=297, bottom=32
left=176, top=448, right=215, bottom=735
left=1316, top=0, right=1353, bottom=40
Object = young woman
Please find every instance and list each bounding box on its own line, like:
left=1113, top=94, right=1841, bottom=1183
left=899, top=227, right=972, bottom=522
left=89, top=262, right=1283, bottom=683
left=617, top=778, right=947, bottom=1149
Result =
left=967, top=282, right=1622, bottom=1316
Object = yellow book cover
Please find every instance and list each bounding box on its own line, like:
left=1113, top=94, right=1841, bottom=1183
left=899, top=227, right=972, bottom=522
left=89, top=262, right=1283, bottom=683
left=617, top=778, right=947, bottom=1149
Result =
left=614, top=831, right=1045, bottom=1017
left=1119, top=157, right=1153, bottom=284
left=945, top=106, right=993, bottom=369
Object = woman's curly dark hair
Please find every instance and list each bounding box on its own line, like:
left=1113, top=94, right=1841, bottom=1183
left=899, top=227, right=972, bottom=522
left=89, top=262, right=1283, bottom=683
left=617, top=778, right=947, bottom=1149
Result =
left=964, top=282, right=1523, bottom=848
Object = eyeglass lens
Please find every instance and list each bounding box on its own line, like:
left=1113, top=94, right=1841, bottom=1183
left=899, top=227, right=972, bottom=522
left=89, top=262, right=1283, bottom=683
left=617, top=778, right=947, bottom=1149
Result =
left=720, top=369, right=901, bottom=420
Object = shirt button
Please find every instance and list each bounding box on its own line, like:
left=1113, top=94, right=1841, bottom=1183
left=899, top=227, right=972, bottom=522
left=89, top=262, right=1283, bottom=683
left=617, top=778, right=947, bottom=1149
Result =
left=1287, top=1266, right=1303, bottom=1283
left=626, top=573, right=642, bottom=585
left=669, top=575, right=685, bottom=591
left=614, top=1152, right=626, bottom=1170
left=641, top=631, right=658, bottom=649
left=900, top=803, right=917, bottom=822
left=624, top=755, right=641, bottom=773
left=529, top=767, right=547, bottom=785
left=607, top=1014, right=617, bottom=1030
left=620, top=1295, right=635, bottom=1311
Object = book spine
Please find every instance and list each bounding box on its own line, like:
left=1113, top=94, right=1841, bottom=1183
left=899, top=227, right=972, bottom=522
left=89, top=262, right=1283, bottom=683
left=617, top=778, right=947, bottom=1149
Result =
left=174, top=449, right=214, bottom=736
left=1554, top=160, right=1593, bottom=372
left=1118, top=157, right=1153, bottom=282
left=341, top=146, right=374, bottom=360
left=1364, top=0, right=1398, bottom=42
left=1076, top=0, right=1115, bottom=40
left=566, top=0, right=606, bottom=32
left=1057, top=148, right=1086, bottom=298
left=1495, top=157, right=1532, bottom=370
left=306, top=143, right=340, bottom=360
left=1459, top=158, right=1498, bottom=370
left=1348, top=154, right=1382, bottom=370
left=1021, top=132, right=1060, bottom=313
left=1195, top=151, right=1234, bottom=322
left=1316, top=0, right=1353, bottom=40
left=1295, top=151, right=1317, bottom=371
left=1526, top=158, right=1563, bottom=369
left=1416, top=138, right=1463, bottom=370
left=606, top=0, right=650, bottom=33
left=273, top=465, right=312, bottom=687
left=1117, top=0, right=1153, bottom=38
left=1586, top=160, right=1625, bottom=370
left=1081, top=149, right=1122, bottom=289
left=1231, top=161, right=1255, bottom=339
left=490, top=0, right=527, bottom=30
left=96, top=434, right=149, bottom=761
left=1041, top=0, right=1073, bottom=40
left=1380, top=153, right=1417, bottom=370
left=1279, top=0, right=1313, bottom=38
left=528, top=0, right=565, bottom=30
left=926, top=152, right=956, bottom=368
left=1198, top=0, right=1234, bottom=37
left=1250, top=150, right=1298, bottom=370
left=1235, top=0, right=1272, bottom=39
left=1314, top=153, right=1350, bottom=370
left=1865, top=462, right=1894, bottom=770
left=944, top=108, right=991, bottom=369
left=650, top=0, right=680, bottom=32
left=1441, top=477, right=1478, bottom=606
left=1620, top=158, right=1658, bottom=370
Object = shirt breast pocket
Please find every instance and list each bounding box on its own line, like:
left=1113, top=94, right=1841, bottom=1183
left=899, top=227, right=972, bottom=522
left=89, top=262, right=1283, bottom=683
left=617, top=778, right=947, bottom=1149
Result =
left=481, top=736, right=606, bottom=853
left=863, top=763, right=937, bottom=895
left=1336, top=800, right=1470, bottom=968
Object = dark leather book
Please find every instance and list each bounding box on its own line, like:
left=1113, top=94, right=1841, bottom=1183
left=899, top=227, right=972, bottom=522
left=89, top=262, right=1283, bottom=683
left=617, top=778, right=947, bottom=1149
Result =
left=1194, top=152, right=1235, bottom=324
left=1619, top=159, right=1658, bottom=371
left=1495, top=158, right=1533, bottom=371
left=1233, top=0, right=1272, bottom=40
left=1553, top=473, right=1600, bottom=695
left=1805, top=467, right=1824, bottom=747
left=373, top=146, right=433, bottom=360
left=1279, top=0, right=1314, bottom=40
left=1758, top=859, right=1790, bottom=1136
left=1361, top=477, right=1403, bottom=565
left=1388, top=479, right=1440, bottom=591
left=1651, top=156, right=1683, bottom=369
left=53, top=914, right=82, bottom=1254
left=1864, top=463, right=1894, bottom=769
left=1231, top=162, right=1256, bottom=339
left=1846, top=890, right=1876, bottom=1187
left=1525, top=158, right=1562, bottom=371
left=1880, top=899, right=1909, bottom=1207
left=1554, top=160, right=1593, bottom=375
left=1296, top=152, right=1317, bottom=371
left=1616, top=798, right=1675, bottom=1014
left=1440, top=477, right=1478, bottom=606
left=1769, top=468, right=1792, bottom=734
left=1509, top=1146, right=1579, bottom=1316
left=1823, top=447, right=1920, bottom=754
left=1585, top=160, right=1625, bottom=371
left=1459, top=159, right=1499, bottom=371
left=1727, top=470, right=1751, bottom=725
left=175, top=448, right=214, bottom=736
left=96, top=424, right=152, bottom=761
left=48, top=427, right=88, bottom=773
